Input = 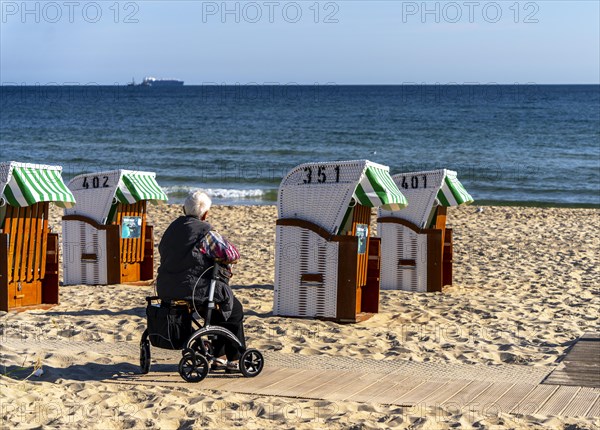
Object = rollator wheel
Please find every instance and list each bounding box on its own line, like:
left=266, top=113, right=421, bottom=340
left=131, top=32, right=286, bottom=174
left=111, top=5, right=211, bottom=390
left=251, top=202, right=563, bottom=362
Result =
left=140, top=331, right=151, bottom=374
left=178, top=351, right=209, bottom=383
left=239, top=349, right=264, bottom=378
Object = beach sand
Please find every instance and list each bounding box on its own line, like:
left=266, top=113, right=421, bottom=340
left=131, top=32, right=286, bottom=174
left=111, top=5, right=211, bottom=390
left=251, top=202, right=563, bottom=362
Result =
left=1, top=204, right=598, bottom=429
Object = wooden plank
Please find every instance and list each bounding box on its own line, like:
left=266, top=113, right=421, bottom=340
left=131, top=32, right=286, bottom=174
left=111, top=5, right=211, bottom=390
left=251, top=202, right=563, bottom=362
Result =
left=426, top=229, right=443, bottom=292
left=6, top=205, right=18, bottom=283
left=39, top=202, right=49, bottom=279
left=199, top=367, right=293, bottom=392
left=327, top=371, right=391, bottom=401
left=535, top=386, right=581, bottom=416
left=139, top=201, right=147, bottom=262
left=543, top=373, right=600, bottom=388
left=27, top=203, right=39, bottom=283
left=106, top=225, right=121, bottom=284
left=563, top=342, right=600, bottom=364
left=296, top=370, right=369, bottom=399
left=586, top=395, right=600, bottom=417
left=543, top=335, right=600, bottom=388
left=140, top=224, right=154, bottom=281
left=469, top=381, right=515, bottom=406
left=282, top=371, right=348, bottom=398
left=493, top=383, right=537, bottom=415
left=509, top=384, right=559, bottom=415
left=395, top=380, right=449, bottom=405
left=362, top=237, right=380, bottom=314
left=258, top=369, right=328, bottom=396
left=34, top=204, right=44, bottom=282
left=422, top=380, right=474, bottom=405
left=133, top=201, right=141, bottom=262
left=442, top=228, right=453, bottom=286
left=279, top=371, right=352, bottom=398
left=124, top=203, right=132, bottom=263
left=12, top=206, right=25, bottom=283
left=344, top=375, right=412, bottom=403
left=41, top=233, right=59, bottom=305
left=223, top=368, right=307, bottom=392
left=19, top=204, right=47, bottom=307
left=443, top=380, right=493, bottom=406
left=582, top=332, right=600, bottom=340
left=21, top=205, right=33, bottom=282
left=335, top=237, right=358, bottom=321
left=0, top=233, right=9, bottom=311
left=379, top=378, right=429, bottom=404
left=561, top=388, right=600, bottom=417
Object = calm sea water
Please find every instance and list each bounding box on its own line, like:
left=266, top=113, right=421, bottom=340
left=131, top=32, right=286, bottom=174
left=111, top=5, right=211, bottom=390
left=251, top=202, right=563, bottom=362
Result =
left=1, top=84, right=599, bottom=207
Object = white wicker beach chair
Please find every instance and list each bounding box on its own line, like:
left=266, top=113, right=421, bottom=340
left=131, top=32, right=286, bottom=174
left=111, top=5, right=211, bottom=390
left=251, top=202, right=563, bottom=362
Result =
left=378, top=169, right=473, bottom=292
left=0, top=161, right=75, bottom=311
left=62, top=170, right=167, bottom=285
left=274, top=160, right=407, bottom=322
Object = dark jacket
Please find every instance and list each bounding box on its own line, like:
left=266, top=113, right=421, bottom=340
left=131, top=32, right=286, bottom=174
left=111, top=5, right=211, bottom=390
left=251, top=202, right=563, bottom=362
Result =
left=156, top=215, right=234, bottom=320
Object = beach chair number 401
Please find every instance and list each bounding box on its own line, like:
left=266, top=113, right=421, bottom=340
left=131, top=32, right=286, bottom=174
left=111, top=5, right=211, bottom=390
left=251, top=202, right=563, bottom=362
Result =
left=401, top=175, right=428, bottom=190
left=82, top=176, right=110, bottom=189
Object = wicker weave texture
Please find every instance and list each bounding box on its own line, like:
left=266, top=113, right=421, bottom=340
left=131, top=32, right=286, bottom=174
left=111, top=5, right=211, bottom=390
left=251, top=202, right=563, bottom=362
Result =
left=380, top=169, right=449, bottom=229
left=278, top=160, right=371, bottom=234
left=274, top=225, right=338, bottom=318
left=379, top=223, right=428, bottom=292
left=62, top=220, right=107, bottom=285
left=65, top=171, right=122, bottom=224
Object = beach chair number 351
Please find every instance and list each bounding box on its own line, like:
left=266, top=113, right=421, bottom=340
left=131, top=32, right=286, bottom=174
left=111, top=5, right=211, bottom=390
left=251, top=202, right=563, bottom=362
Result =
left=303, top=165, right=341, bottom=184
left=401, top=175, right=428, bottom=190
left=82, top=176, right=110, bottom=189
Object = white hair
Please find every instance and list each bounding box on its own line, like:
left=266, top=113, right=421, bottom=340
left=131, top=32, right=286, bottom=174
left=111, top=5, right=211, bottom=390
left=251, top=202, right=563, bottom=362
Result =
left=184, top=190, right=212, bottom=218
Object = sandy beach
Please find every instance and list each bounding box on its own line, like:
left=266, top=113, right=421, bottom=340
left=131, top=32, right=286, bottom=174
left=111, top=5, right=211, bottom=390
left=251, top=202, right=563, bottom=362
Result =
left=1, top=203, right=598, bottom=429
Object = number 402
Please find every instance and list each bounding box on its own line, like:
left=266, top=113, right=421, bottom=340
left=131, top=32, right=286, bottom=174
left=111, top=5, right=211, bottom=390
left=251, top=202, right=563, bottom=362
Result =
left=82, top=176, right=109, bottom=189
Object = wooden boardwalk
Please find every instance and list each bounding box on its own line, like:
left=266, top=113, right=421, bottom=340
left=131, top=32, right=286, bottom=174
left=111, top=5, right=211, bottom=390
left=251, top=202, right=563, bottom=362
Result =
left=3, top=337, right=599, bottom=420
left=110, top=364, right=600, bottom=418
left=543, top=332, right=600, bottom=388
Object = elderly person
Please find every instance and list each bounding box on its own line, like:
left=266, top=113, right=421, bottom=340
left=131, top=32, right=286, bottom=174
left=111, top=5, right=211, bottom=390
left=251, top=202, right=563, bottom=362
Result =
left=156, top=190, right=244, bottom=373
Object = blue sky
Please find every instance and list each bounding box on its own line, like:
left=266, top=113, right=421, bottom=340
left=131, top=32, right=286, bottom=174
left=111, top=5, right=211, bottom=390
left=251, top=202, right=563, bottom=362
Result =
left=1, top=1, right=599, bottom=84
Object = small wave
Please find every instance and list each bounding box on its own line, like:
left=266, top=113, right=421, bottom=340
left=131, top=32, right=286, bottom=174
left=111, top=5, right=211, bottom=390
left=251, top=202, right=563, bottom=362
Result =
left=162, top=185, right=269, bottom=201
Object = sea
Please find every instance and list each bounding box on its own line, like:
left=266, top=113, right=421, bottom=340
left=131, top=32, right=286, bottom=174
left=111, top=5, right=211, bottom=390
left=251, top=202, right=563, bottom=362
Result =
left=1, top=84, right=599, bottom=207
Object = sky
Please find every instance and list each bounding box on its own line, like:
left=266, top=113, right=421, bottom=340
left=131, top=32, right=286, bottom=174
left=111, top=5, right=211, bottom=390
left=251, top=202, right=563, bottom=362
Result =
left=1, top=1, right=599, bottom=84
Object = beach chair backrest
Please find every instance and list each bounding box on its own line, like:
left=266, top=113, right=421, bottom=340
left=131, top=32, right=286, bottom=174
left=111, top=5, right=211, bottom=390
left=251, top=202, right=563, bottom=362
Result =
left=380, top=169, right=473, bottom=229
left=279, top=160, right=407, bottom=235
left=65, top=169, right=167, bottom=224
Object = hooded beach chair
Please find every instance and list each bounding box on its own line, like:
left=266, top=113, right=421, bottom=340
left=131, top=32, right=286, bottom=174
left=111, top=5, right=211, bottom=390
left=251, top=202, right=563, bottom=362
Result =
left=0, top=161, right=75, bottom=311
left=378, top=169, right=473, bottom=292
left=274, top=160, right=407, bottom=322
left=62, top=170, right=167, bottom=285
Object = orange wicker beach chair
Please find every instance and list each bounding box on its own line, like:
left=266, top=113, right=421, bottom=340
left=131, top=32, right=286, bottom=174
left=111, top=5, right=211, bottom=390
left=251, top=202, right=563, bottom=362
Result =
left=0, top=161, right=76, bottom=311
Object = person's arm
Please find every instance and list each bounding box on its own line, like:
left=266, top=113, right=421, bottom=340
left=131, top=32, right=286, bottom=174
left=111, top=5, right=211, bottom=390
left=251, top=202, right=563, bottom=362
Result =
left=198, top=230, right=240, bottom=264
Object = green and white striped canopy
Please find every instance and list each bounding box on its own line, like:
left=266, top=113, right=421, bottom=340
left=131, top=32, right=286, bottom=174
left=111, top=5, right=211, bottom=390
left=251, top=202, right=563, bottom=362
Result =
left=115, top=172, right=168, bottom=204
left=354, top=166, right=408, bottom=211
left=0, top=162, right=76, bottom=208
left=436, top=173, right=473, bottom=207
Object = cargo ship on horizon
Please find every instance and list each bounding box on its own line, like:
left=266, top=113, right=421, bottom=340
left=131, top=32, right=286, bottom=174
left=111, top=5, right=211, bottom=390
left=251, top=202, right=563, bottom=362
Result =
left=128, top=77, right=184, bottom=87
